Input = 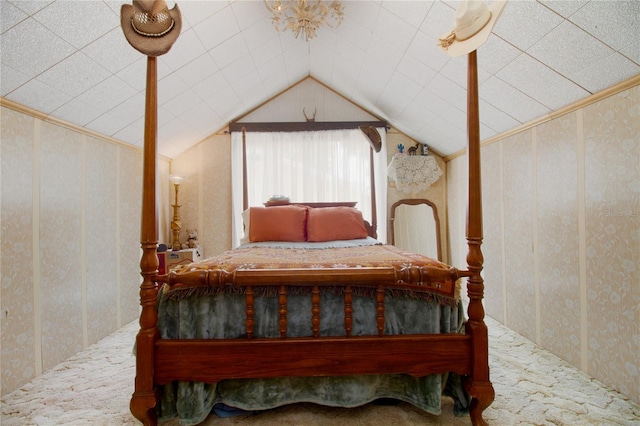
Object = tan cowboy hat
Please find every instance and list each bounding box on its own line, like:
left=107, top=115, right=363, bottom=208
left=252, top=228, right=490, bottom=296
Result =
left=121, top=0, right=182, bottom=57
left=438, top=0, right=507, bottom=57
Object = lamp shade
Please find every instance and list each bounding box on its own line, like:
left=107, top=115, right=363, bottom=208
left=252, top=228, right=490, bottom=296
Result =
left=169, top=175, right=184, bottom=185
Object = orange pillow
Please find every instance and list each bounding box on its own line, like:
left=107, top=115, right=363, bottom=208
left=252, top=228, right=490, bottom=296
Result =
left=249, top=205, right=308, bottom=242
left=307, top=207, right=368, bottom=242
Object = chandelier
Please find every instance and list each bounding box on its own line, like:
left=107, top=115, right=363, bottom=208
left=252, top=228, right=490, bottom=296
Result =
left=263, top=0, right=344, bottom=41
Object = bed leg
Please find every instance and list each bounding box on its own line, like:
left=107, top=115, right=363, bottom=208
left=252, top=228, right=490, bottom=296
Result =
left=130, top=392, right=157, bottom=426
left=463, top=317, right=494, bottom=426
left=465, top=379, right=494, bottom=426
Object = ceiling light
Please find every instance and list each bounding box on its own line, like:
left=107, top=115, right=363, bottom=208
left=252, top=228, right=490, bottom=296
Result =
left=264, top=0, right=344, bottom=41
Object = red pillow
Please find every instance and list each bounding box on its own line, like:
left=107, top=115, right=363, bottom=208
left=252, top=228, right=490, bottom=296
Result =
left=249, top=205, right=308, bottom=242
left=307, top=207, right=368, bottom=242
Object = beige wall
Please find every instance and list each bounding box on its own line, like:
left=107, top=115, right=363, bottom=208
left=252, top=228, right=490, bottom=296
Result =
left=447, top=83, right=639, bottom=403
left=0, top=104, right=169, bottom=396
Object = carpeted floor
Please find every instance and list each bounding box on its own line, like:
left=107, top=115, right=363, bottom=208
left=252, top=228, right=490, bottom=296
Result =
left=1, top=316, right=639, bottom=425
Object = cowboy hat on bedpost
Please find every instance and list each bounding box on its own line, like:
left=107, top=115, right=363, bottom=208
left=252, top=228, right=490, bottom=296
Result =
left=120, top=0, right=182, bottom=56
left=438, top=0, right=507, bottom=57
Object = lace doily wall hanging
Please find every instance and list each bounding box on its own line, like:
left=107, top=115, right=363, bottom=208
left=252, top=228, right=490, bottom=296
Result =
left=387, top=154, right=443, bottom=193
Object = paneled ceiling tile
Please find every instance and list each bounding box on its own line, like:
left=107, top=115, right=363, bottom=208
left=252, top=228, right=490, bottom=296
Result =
left=174, top=53, right=219, bottom=88
left=250, top=34, right=283, bottom=68
left=396, top=101, right=440, bottom=128
left=85, top=110, right=123, bottom=138
left=75, top=75, right=138, bottom=112
left=439, top=56, right=491, bottom=98
left=113, top=118, right=144, bottom=148
left=205, top=86, right=242, bottom=119
left=538, top=0, right=585, bottom=19
left=429, top=111, right=467, bottom=143
left=8, top=78, right=71, bottom=114
left=51, top=98, right=103, bottom=126
left=569, top=0, right=640, bottom=51
left=210, top=33, right=250, bottom=70
left=414, top=87, right=449, bottom=116
left=33, top=0, right=117, bottom=49
left=493, top=0, right=563, bottom=51
left=373, top=7, right=418, bottom=51
left=231, top=69, right=263, bottom=101
left=161, top=89, right=201, bottom=118
left=356, top=55, right=394, bottom=95
left=36, top=51, right=110, bottom=98
left=82, top=27, right=141, bottom=74
left=368, top=34, right=404, bottom=69
left=334, top=16, right=372, bottom=52
left=157, top=73, right=189, bottom=105
left=479, top=34, right=523, bottom=75
left=177, top=101, right=219, bottom=128
left=310, top=45, right=336, bottom=78
left=242, top=18, right=280, bottom=50
left=407, top=32, right=450, bottom=73
left=478, top=99, right=522, bottom=135
left=528, top=21, right=614, bottom=78
left=115, top=57, right=148, bottom=92
left=496, top=53, right=567, bottom=99
left=341, top=0, right=381, bottom=32
left=419, top=0, right=454, bottom=40
left=334, top=38, right=367, bottom=66
left=104, top=92, right=145, bottom=125
left=8, top=0, right=53, bottom=16
left=426, top=74, right=466, bottom=107
left=480, top=76, right=550, bottom=124
left=480, top=123, right=497, bottom=142
left=0, top=63, right=29, bottom=96
left=535, top=77, right=590, bottom=111
left=193, top=4, right=240, bottom=51
left=382, top=72, right=421, bottom=106
left=396, top=53, right=437, bottom=88
left=620, top=41, right=640, bottom=65
left=161, top=29, right=208, bottom=73
left=231, top=0, right=269, bottom=31
left=438, top=104, right=467, bottom=134
left=381, top=0, right=433, bottom=30
left=1, top=1, right=28, bottom=34
left=178, top=0, right=228, bottom=28
left=570, top=52, right=640, bottom=94
left=1, top=18, right=75, bottom=76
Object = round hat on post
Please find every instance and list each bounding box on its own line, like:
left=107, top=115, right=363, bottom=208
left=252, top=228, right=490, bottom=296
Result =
left=120, top=0, right=182, bottom=56
left=438, top=0, right=507, bottom=57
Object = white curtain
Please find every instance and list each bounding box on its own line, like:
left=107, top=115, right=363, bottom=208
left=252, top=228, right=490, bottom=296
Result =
left=231, top=128, right=387, bottom=247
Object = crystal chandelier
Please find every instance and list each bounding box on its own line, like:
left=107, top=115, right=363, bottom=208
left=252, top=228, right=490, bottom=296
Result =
left=263, top=0, right=344, bottom=41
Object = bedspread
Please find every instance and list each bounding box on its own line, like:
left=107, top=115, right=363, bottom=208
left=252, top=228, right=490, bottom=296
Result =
left=165, top=244, right=460, bottom=304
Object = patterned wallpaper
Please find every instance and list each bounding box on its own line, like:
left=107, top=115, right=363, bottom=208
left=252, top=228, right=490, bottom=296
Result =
left=447, top=84, right=639, bottom=404
left=0, top=105, right=166, bottom=396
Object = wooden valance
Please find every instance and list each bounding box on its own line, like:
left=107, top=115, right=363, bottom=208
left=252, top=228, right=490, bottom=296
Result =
left=229, top=121, right=387, bottom=133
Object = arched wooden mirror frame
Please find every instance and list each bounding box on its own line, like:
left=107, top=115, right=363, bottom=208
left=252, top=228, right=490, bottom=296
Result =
left=390, top=198, right=442, bottom=261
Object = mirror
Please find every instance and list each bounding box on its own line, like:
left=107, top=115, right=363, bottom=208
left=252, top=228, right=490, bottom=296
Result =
left=390, top=199, right=442, bottom=261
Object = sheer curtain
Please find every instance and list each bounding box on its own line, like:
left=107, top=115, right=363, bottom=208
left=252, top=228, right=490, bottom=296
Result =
left=231, top=128, right=387, bottom=247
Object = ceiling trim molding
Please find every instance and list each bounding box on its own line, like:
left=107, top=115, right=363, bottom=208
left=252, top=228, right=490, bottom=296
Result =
left=444, top=74, right=640, bottom=163
left=0, top=97, right=174, bottom=161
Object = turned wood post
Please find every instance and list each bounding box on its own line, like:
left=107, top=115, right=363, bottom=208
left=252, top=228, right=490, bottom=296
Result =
left=130, top=56, right=160, bottom=426
left=464, top=50, right=495, bottom=426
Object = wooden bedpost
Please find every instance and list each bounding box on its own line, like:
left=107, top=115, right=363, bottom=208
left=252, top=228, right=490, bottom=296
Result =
left=130, top=55, right=160, bottom=426
left=464, top=50, right=495, bottom=425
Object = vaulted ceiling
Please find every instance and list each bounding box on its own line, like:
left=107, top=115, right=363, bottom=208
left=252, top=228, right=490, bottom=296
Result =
left=2, top=0, right=638, bottom=158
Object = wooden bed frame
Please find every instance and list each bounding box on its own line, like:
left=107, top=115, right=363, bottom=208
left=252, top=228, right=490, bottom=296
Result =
left=130, top=51, right=492, bottom=425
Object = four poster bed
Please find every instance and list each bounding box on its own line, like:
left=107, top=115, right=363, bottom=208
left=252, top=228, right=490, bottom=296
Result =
left=126, top=3, right=495, bottom=426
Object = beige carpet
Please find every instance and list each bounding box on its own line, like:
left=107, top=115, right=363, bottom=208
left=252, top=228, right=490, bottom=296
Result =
left=2, top=316, right=638, bottom=426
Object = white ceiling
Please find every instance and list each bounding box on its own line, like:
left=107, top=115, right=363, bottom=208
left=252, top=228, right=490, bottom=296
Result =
left=1, top=0, right=639, bottom=158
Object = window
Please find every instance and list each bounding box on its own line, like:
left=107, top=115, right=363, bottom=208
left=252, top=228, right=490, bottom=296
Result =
left=231, top=128, right=387, bottom=246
